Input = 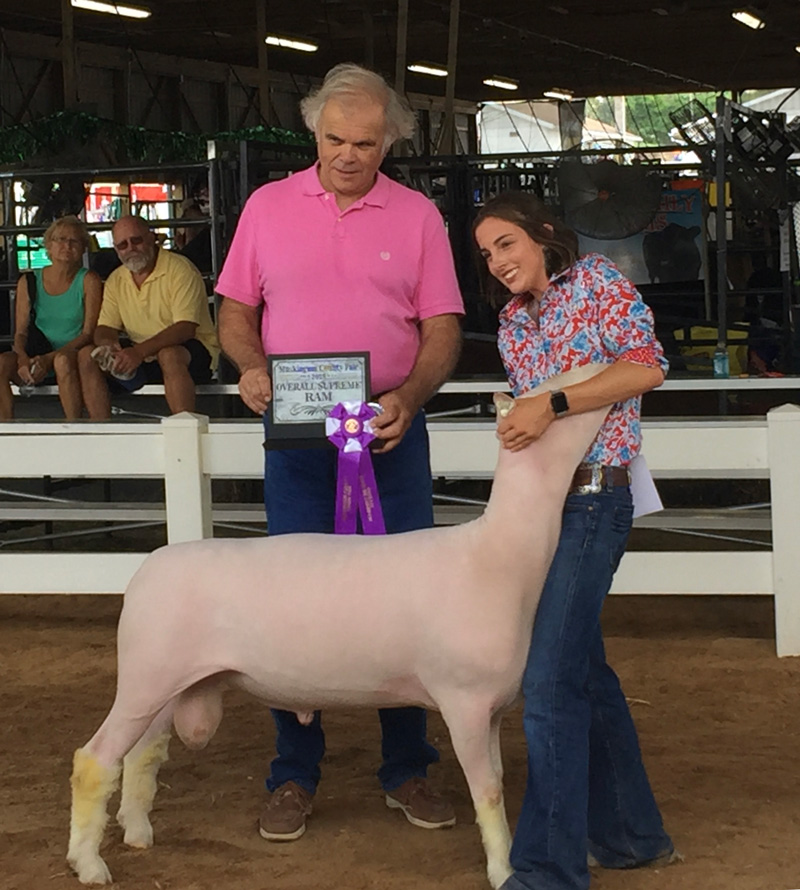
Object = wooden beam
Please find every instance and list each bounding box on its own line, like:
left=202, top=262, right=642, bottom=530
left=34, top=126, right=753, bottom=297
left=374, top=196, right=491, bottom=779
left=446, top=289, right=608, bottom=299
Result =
left=439, top=0, right=460, bottom=154
left=256, top=0, right=271, bottom=125
left=218, top=75, right=233, bottom=131
left=394, top=0, right=408, bottom=97
left=139, top=75, right=166, bottom=128
left=236, top=85, right=259, bottom=129
left=60, top=0, right=79, bottom=109
left=112, top=55, right=131, bottom=125
left=1, top=29, right=477, bottom=117
left=363, top=2, right=375, bottom=69
left=0, top=29, right=6, bottom=127
left=177, top=76, right=202, bottom=132
left=13, top=60, right=52, bottom=124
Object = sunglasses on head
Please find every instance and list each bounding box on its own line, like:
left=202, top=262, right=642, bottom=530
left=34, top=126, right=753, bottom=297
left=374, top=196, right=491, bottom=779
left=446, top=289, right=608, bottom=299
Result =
left=114, top=235, right=146, bottom=251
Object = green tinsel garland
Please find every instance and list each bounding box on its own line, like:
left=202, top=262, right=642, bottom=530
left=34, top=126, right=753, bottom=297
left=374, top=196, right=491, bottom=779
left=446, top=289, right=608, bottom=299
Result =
left=0, top=110, right=314, bottom=167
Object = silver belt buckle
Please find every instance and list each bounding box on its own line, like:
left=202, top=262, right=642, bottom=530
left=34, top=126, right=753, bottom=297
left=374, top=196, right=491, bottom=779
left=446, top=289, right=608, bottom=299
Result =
left=575, top=463, right=603, bottom=495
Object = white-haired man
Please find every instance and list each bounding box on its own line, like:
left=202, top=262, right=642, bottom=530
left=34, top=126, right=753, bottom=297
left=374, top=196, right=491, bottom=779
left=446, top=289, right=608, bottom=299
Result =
left=217, top=64, right=464, bottom=841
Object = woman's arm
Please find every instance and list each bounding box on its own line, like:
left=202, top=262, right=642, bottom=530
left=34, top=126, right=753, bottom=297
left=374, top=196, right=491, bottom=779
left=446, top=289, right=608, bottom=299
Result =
left=559, top=359, right=665, bottom=414
left=497, top=361, right=664, bottom=453
left=56, top=270, right=103, bottom=353
left=11, top=274, right=31, bottom=359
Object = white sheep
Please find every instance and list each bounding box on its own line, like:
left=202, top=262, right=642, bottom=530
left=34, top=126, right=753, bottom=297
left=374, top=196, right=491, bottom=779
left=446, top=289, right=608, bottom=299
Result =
left=68, top=364, right=609, bottom=887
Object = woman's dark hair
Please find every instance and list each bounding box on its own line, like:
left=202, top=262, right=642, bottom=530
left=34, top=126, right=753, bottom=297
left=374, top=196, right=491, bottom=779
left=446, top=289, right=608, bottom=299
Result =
left=473, top=191, right=579, bottom=303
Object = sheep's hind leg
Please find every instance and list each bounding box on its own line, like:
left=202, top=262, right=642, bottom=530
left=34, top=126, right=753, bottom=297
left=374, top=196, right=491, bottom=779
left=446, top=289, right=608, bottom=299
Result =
left=68, top=701, right=173, bottom=885
left=68, top=748, right=121, bottom=885
left=116, top=703, right=174, bottom=849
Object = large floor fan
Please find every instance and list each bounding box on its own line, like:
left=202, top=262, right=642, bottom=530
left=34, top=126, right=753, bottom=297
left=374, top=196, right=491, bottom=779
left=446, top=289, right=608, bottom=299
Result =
left=556, top=159, right=663, bottom=240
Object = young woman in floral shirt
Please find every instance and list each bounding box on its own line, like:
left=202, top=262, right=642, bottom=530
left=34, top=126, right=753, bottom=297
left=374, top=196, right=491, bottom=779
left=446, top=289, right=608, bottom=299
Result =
left=474, top=191, right=676, bottom=890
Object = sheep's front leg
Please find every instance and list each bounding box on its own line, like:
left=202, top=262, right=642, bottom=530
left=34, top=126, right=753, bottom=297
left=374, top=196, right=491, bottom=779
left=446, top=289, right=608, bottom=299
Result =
left=481, top=711, right=512, bottom=885
left=116, top=705, right=173, bottom=849
left=441, top=701, right=512, bottom=889
left=68, top=748, right=121, bottom=885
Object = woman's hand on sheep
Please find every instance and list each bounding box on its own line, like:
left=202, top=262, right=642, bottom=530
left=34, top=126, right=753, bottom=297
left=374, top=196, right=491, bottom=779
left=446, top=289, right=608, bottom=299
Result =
left=497, top=393, right=553, bottom=451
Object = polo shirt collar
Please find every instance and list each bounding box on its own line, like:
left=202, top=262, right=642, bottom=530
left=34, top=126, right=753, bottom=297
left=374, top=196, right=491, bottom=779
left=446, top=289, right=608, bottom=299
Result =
left=301, top=163, right=390, bottom=209
left=141, top=246, right=168, bottom=283
left=300, top=165, right=327, bottom=196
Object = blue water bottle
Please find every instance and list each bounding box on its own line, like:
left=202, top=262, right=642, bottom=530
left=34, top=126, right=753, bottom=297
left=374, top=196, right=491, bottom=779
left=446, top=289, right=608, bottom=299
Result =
left=712, top=347, right=729, bottom=378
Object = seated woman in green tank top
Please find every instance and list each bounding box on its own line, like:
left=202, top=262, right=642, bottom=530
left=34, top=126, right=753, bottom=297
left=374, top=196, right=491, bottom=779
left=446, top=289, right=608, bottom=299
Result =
left=0, top=216, right=102, bottom=419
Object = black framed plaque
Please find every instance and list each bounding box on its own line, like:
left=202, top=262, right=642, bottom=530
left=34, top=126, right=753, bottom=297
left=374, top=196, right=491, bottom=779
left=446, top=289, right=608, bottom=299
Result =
left=266, top=352, right=371, bottom=447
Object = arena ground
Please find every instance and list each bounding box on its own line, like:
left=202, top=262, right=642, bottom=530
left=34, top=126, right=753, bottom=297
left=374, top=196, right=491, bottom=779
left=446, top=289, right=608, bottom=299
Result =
left=1, top=593, right=799, bottom=890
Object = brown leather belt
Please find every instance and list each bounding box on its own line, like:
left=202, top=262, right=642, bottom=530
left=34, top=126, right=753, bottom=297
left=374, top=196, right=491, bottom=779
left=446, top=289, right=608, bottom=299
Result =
left=569, top=464, right=630, bottom=494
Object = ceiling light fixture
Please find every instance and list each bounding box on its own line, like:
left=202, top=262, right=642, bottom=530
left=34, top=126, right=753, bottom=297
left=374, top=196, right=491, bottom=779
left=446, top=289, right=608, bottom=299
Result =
left=265, top=35, right=318, bottom=52
left=71, top=0, right=151, bottom=18
left=731, top=9, right=765, bottom=29
left=544, top=87, right=573, bottom=101
left=483, top=75, right=519, bottom=91
left=795, top=44, right=800, bottom=53
left=407, top=63, right=448, bottom=77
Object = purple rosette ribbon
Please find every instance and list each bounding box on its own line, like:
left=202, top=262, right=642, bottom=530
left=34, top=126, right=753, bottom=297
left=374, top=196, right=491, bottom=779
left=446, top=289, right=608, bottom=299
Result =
left=325, top=400, right=386, bottom=535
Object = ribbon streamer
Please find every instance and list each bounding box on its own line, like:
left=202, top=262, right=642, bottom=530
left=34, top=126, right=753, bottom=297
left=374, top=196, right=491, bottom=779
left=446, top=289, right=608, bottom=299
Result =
left=326, top=401, right=386, bottom=535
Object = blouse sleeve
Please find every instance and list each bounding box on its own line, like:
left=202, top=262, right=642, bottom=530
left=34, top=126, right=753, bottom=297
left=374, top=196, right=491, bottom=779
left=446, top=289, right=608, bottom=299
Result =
left=593, top=257, right=669, bottom=376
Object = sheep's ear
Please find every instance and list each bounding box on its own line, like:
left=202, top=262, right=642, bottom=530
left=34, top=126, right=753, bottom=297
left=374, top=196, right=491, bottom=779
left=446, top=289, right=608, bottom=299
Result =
left=493, top=392, right=515, bottom=419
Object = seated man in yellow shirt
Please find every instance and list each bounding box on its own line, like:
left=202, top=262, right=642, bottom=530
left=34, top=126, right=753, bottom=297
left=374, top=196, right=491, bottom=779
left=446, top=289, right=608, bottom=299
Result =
left=79, top=215, right=219, bottom=418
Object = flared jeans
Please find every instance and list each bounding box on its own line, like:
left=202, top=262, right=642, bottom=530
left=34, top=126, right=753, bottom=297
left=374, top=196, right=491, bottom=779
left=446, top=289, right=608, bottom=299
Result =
left=503, top=484, right=673, bottom=890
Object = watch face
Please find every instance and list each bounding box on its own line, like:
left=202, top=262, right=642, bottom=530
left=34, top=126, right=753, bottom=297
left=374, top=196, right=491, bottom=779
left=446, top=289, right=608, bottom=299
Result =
left=550, top=390, right=569, bottom=416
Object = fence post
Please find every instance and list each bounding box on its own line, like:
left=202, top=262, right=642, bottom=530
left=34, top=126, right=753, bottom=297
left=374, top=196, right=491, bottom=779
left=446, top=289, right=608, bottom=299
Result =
left=162, top=412, right=212, bottom=544
left=766, top=403, right=800, bottom=657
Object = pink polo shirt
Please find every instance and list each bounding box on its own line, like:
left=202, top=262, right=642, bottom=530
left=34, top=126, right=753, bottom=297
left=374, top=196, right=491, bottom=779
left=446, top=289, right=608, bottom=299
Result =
left=215, top=165, right=464, bottom=394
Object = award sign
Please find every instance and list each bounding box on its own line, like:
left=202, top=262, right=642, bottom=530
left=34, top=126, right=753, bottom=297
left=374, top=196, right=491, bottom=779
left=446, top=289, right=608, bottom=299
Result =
left=266, top=352, right=370, bottom=446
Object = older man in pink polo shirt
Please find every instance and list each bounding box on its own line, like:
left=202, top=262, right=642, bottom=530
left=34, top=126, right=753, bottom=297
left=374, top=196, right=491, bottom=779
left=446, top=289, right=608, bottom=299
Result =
left=216, top=63, right=464, bottom=843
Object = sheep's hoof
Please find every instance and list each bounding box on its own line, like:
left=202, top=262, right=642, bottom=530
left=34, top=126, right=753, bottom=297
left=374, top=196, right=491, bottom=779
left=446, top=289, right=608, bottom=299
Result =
left=123, top=823, right=154, bottom=849
left=71, top=854, right=113, bottom=885
left=117, top=808, right=154, bottom=848
left=487, top=860, right=513, bottom=890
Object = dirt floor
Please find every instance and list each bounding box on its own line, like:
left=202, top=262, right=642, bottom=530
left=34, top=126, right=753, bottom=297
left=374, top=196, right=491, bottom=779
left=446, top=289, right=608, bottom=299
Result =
left=1, top=594, right=799, bottom=890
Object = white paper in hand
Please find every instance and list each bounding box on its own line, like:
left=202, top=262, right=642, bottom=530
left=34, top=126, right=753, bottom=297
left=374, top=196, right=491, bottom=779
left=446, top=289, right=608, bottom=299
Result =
left=629, top=453, right=663, bottom=519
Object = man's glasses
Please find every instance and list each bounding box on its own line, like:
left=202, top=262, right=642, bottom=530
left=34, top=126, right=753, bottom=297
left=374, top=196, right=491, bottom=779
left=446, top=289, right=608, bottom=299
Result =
left=114, top=235, right=145, bottom=251
left=52, top=235, right=82, bottom=247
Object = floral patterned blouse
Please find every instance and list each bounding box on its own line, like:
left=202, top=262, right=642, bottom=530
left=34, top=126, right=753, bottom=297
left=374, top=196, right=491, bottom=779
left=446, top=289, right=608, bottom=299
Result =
left=497, top=253, right=668, bottom=467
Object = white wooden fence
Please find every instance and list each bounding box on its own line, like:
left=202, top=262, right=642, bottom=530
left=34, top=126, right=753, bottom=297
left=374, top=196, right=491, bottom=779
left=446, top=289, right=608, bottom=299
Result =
left=2, top=404, right=800, bottom=656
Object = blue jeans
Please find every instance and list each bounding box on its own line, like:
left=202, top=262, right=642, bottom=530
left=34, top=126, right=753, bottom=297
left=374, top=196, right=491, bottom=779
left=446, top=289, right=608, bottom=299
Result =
left=503, top=484, right=673, bottom=890
left=262, top=410, right=439, bottom=795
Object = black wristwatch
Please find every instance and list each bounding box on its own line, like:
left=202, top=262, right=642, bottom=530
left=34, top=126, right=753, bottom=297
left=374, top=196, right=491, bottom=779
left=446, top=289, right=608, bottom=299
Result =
left=550, top=389, right=569, bottom=418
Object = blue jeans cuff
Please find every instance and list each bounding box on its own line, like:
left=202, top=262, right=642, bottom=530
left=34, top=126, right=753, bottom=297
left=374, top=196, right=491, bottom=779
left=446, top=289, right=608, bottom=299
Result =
left=587, top=840, right=674, bottom=869
left=501, top=873, right=582, bottom=890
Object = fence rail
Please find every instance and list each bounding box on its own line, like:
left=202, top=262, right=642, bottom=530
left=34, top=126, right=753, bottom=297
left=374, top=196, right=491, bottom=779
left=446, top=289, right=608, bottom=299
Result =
left=12, top=376, right=800, bottom=399
left=2, top=405, right=799, bottom=656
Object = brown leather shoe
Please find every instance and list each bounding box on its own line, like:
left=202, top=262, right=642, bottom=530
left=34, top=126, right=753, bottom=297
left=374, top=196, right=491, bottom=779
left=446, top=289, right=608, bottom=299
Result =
left=259, top=782, right=313, bottom=841
left=385, top=777, right=456, bottom=829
